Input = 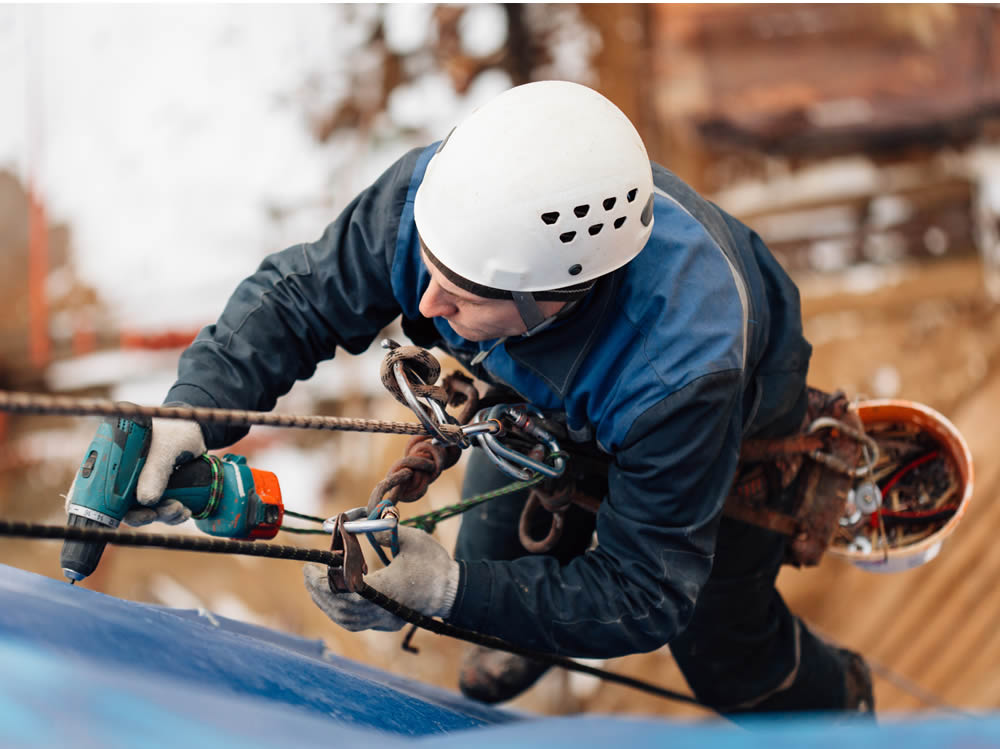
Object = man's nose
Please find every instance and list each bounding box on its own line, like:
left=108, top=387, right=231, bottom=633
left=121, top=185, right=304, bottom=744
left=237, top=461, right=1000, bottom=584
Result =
left=419, top=279, right=457, bottom=319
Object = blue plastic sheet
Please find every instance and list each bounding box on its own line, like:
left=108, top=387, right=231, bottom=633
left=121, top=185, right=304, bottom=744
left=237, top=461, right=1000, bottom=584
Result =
left=3, top=563, right=1000, bottom=748
left=0, top=563, right=510, bottom=746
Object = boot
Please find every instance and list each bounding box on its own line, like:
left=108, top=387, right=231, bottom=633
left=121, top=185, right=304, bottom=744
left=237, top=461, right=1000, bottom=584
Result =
left=458, top=645, right=551, bottom=704
left=839, top=648, right=876, bottom=716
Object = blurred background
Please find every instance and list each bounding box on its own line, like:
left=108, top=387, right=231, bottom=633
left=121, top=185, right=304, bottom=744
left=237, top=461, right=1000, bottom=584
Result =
left=1, top=2, right=1000, bottom=721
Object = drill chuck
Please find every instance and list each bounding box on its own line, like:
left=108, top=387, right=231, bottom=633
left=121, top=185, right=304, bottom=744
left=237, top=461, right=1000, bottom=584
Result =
left=61, top=515, right=112, bottom=582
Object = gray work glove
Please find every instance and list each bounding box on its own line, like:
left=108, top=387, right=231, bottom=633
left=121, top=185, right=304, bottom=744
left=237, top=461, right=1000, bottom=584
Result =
left=128, top=418, right=207, bottom=526
left=303, top=525, right=460, bottom=632
left=65, top=418, right=206, bottom=527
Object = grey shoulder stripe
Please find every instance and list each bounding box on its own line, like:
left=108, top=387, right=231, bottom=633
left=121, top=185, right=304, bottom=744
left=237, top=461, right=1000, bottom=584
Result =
left=653, top=186, right=748, bottom=371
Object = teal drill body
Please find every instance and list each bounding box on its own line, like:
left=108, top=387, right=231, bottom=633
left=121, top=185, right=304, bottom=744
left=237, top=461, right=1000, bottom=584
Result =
left=61, top=413, right=283, bottom=582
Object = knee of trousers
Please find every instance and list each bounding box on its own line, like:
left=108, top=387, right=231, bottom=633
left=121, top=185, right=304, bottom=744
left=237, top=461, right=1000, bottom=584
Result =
left=671, top=618, right=850, bottom=714
left=670, top=610, right=803, bottom=711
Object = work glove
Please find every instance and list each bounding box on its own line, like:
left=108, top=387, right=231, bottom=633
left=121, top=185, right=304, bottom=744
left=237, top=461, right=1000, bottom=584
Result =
left=303, top=525, right=460, bottom=632
left=128, top=418, right=207, bottom=526
left=65, top=418, right=206, bottom=527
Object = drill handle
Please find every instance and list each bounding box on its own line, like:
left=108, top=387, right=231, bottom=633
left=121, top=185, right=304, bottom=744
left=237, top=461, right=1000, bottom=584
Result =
left=161, top=456, right=217, bottom=517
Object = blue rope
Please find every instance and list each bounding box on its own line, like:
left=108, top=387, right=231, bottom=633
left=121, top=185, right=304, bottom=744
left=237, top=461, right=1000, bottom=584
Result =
left=365, top=499, right=399, bottom=566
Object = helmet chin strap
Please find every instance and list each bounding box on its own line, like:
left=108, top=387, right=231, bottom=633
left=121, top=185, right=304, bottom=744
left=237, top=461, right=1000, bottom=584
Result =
left=471, top=293, right=580, bottom=366
left=511, top=291, right=553, bottom=336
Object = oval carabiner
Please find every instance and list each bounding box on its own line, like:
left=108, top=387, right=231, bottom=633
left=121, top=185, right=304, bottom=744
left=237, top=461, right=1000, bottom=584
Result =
left=323, top=507, right=399, bottom=534
left=381, top=339, right=461, bottom=446
left=469, top=404, right=567, bottom=481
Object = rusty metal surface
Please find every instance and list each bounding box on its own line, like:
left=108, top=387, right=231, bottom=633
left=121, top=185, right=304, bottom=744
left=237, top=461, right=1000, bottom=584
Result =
left=327, top=513, right=367, bottom=594
left=652, top=5, right=1000, bottom=156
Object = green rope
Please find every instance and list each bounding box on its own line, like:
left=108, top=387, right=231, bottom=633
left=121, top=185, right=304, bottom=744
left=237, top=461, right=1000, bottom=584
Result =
left=278, top=454, right=563, bottom=536
left=400, top=473, right=544, bottom=533
left=284, top=509, right=327, bottom=523
left=279, top=509, right=331, bottom=535
left=401, top=451, right=568, bottom=533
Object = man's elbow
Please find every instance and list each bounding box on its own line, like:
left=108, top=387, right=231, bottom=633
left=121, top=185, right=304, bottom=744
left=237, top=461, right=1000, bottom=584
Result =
left=619, top=585, right=699, bottom=655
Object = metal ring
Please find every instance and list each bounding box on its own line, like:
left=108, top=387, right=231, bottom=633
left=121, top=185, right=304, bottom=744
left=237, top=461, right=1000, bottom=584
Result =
left=323, top=508, right=399, bottom=534
left=460, top=419, right=503, bottom=438
left=847, top=535, right=873, bottom=554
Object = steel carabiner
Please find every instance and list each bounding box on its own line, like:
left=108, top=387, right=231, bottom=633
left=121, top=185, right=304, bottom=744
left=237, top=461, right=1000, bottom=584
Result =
left=470, top=404, right=566, bottom=481
left=323, top=506, right=398, bottom=534
left=381, top=339, right=460, bottom=445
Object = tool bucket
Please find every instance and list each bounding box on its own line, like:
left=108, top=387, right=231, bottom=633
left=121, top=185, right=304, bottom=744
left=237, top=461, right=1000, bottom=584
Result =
left=829, top=399, right=973, bottom=573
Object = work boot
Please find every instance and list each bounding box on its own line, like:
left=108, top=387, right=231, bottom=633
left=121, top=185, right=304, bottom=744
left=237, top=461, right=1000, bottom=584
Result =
left=458, top=645, right=551, bottom=704
left=839, top=648, right=875, bottom=716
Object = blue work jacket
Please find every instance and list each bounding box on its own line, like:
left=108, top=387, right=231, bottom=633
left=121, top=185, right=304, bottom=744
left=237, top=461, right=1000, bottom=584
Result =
left=166, top=145, right=812, bottom=658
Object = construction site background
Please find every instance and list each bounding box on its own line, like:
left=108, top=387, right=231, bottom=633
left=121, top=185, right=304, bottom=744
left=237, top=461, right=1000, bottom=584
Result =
left=2, top=4, right=1000, bottom=719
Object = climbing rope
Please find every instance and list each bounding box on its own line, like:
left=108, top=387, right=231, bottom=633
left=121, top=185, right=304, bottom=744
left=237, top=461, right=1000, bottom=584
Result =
left=0, top=519, right=702, bottom=709
left=400, top=471, right=548, bottom=534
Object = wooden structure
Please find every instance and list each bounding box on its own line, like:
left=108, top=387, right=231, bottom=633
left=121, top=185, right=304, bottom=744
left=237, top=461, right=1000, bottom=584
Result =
left=582, top=4, right=1000, bottom=273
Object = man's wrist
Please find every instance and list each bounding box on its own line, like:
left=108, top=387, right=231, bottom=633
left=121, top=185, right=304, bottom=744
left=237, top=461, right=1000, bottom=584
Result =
left=162, top=386, right=228, bottom=447
left=433, top=559, right=461, bottom=619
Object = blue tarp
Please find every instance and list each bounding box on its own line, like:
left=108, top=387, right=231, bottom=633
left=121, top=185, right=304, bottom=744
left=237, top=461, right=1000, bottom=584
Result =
left=1, top=562, right=999, bottom=748
left=0, top=563, right=511, bottom=746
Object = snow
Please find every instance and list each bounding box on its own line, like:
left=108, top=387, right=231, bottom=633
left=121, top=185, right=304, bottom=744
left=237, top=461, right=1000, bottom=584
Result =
left=383, top=4, right=435, bottom=56
left=388, top=68, right=512, bottom=135
left=0, top=5, right=524, bottom=400
left=459, top=4, right=509, bottom=58
left=0, top=5, right=423, bottom=332
left=46, top=349, right=182, bottom=393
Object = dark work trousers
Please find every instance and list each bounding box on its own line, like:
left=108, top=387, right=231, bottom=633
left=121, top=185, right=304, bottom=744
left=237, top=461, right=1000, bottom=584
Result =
left=454, top=448, right=850, bottom=715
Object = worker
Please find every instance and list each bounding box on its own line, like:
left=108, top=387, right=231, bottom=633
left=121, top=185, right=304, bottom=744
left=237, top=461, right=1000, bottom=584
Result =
left=109, top=81, right=874, bottom=716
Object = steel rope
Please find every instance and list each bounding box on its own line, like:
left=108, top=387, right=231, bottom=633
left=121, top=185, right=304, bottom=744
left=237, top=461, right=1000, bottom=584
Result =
left=0, top=390, right=463, bottom=439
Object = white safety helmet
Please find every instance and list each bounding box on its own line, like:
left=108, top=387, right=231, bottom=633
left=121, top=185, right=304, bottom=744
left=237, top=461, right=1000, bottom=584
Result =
left=414, top=81, right=654, bottom=331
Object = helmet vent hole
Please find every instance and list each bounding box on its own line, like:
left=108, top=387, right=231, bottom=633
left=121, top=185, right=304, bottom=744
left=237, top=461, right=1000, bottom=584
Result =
left=627, top=188, right=638, bottom=203
left=568, top=264, right=582, bottom=276
left=541, top=211, right=560, bottom=225
left=574, top=204, right=590, bottom=218
left=559, top=231, right=577, bottom=243
left=588, top=223, right=603, bottom=236
left=613, top=216, right=626, bottom=229
left=603, top=197, right=616, bottom=211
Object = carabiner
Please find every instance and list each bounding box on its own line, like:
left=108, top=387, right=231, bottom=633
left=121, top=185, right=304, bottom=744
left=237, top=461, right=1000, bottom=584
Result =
left=381, top=339, right=461, bottom=446
left=471, top=404, right=566, bottom=481
left=324, top=506, right=399, bottom=534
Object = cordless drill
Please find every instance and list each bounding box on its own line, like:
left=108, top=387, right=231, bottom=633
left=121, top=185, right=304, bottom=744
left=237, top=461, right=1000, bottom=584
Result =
left=61, top=412, right=284, bottom=582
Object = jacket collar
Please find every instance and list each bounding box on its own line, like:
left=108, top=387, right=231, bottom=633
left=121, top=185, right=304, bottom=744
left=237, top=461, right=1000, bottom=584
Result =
left=505, top=271, right=622, bottom=399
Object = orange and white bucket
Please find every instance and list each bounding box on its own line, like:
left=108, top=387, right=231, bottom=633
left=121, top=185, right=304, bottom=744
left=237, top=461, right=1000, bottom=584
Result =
left=829, top=399, right=974, bottom=574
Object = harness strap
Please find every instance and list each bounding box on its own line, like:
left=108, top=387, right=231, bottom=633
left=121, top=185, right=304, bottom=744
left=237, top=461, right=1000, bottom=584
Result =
left=724, top=388, right=865, bottom=567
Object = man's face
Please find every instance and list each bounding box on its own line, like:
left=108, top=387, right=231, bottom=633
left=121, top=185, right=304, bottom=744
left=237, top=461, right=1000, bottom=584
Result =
left=418, top=248, right=529, bottom=341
